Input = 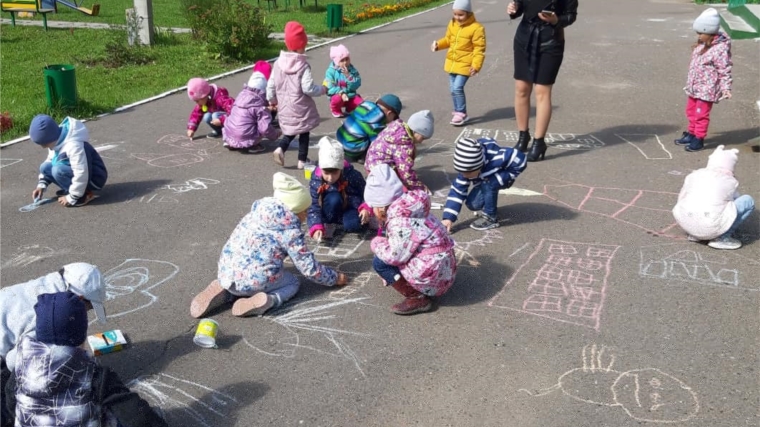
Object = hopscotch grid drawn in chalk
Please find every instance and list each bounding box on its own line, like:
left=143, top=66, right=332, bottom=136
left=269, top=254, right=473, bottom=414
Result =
left=309, top=228, right=374, bottom=259
left=101, top=259, right=180, bottom=321
left=616, top=134, right=673, bottom=160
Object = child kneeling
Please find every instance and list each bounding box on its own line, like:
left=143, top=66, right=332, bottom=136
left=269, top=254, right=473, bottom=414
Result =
left=365, top=164, right=457, bottom=315
left=190, top=173, right=348, bottom=318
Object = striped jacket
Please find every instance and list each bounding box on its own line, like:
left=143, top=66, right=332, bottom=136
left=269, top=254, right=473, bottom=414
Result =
left=443, top=138, right=527, bottom=222
left=336, top=100, right=387, bottom=155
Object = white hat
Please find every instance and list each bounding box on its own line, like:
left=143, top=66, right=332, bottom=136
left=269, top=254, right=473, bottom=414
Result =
left=62, top=262, right=107, bottom=324
left=318, top=136, right=344, bottom=170
left=453, top=0, right=471, bottom=12
left=693, top=8, right=720, bottom=35
left=247, top=72, right=268, bottom=92
left=706, top=145, right=738, bottom=173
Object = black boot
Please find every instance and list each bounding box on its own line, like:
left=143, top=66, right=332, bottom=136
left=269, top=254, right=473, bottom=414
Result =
left=684, top=137, right=704, bottom=152
left=527, top=137, right=547, bottom=162
left=514, top=130, right=530, bottom=153
left=674, top=131, right=694, bottom=146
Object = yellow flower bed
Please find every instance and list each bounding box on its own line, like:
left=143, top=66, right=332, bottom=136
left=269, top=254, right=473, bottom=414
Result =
left=343, top=0, right=433, bottom=25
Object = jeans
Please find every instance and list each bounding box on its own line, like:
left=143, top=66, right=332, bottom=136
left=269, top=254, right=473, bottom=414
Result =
left=685, top=97, right=713, bottom=139
left=39, top=161, right=74, bottom=192
left=465, top=178, right=499, bottom=219
left=229, top=271, right=300, bottom=308
left=373, top=256, right=401, bottom=285
left=202, top=111, right=225, bottom=135
left=278, top=132, right=311, bottom=162
left=449, top=73, right=470, bottom=114
left=723, top=195, right=755, bottom=237
left=322, top=192, right=362, bottom=232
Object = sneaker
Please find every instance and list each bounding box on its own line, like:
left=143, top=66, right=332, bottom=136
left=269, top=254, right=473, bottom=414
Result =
left=707, top=235, right=742, bottom=250
left=331, top=111, right=345, bottom=118
left=450, top=112, right=465, bottom=126
left=231, top=292, right=275, bottom=317
left=674, top=132, right=694, bottom=146
left=684, top=137, right=704, bottom=152
left=223, top=142, right=231, bottom=149
left=297, top=159, right=313, bottom=170
left=470, top=214, right=499, bottom=230
left=206, top=131, right=221, bottom=139
left=246, top=144, right=266, bottom=154
left=391, top=295, right=433, bottom=315
left=69, top=191, right=97, bottom=207
left=687, top=235, right=701, bottom=242
left=273, top=147, right=285, bottom=166
left=190, top=279, right=233, bottom=318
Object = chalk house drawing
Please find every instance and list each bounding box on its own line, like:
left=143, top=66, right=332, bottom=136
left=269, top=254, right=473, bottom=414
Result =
left=127, top=373, right=240, bottom=427
left=520, top=344, right=699, bottom=424
left=639, top=243, right=760, bottom=291
left=102, top=259, right=180, bottom=319
left=0, top=245, right=74, bottom=271
left=489, top=239, right=620, bottom=331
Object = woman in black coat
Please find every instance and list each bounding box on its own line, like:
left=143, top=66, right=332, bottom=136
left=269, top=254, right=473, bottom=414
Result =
left=508, top=0, right=578, bottom=161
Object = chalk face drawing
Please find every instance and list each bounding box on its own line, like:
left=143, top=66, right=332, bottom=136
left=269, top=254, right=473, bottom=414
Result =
left=0, top=158, right=23, bottom=169
left=543, top=179, right=680, bottom=238
left=0, top=245, right=74, bottom=271
left=489, top=239, right=620, bottom=331
left=616, top=134, right=673, bottom=160
left=127, top=373, right=239, bottom=427
left=456, top=128, right=605, bottom=151
left=639, top=243, right=759, bottom=291
left=102, top=259, right=180, bottom=319
left=520, top=344, right=699, bottom=424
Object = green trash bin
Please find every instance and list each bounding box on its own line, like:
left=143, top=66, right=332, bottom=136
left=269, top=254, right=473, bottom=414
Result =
left=326, top=4, right=343, bottom=32
left=44, top=64, right=78, bottom=109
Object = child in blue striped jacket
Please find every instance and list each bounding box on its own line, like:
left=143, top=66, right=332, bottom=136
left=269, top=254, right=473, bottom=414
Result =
left=441, top=137, right=527, bottom=231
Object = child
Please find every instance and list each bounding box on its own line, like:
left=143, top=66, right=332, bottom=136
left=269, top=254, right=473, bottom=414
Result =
left=268, top=21, right=327, bottom=169
left=190, top=173, right=348, bottom=318
left=364, top=110, right=434, bottom=192
left=674, top=8, right=732, bottom=152
left=186, top=77, right=235, bottom=139
left=324, top=44, right=363, bottom=118
left=29, top=115, right=108, bottom=208
left=307, top=137, right=371, bottom=242
left=364, top=164, right=457, bottom=315
left=337, top=94, right=402, bottom=162
left=672, top=145, right=755, bottom=250
left=441, top=137, right=527, bottom=231
left=0, top=263, right=107, bottom=425
left=431, top=0, right=485, bottom=126
left=222, top=61, right=280, bottom=153
left=7, top=292, right=166, bottom=427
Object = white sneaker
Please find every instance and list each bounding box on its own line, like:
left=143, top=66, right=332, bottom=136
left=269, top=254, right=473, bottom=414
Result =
left=687, top=235, right=701, bottom=242
left=707, top=235, right=741, bottom=250
left=273, top=147, right=284, bottom=166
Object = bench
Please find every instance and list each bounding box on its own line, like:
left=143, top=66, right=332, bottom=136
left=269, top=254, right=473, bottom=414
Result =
left=2, top=0, right=56, bottom=31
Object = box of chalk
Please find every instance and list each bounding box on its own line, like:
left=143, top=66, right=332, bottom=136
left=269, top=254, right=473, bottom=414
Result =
left=87, top=330, right=128, bottom=356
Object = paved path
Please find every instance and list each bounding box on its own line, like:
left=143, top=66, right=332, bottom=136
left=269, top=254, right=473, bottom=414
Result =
left=1, top=1, right=759, bottom=426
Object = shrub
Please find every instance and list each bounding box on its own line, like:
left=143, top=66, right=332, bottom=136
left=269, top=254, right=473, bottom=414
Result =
left=181, top=0, right=272, bottom=61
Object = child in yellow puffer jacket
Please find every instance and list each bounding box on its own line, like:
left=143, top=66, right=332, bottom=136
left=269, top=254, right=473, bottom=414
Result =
left=431, top=0, right=485, bottom=127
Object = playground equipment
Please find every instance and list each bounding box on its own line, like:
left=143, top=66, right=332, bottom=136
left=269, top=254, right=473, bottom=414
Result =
left=55, top=0, right=99, bottom=16
left=2, top=0, right=55, bottom=30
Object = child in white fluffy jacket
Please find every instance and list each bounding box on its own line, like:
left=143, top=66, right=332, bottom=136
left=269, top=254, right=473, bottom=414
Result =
left=672, top=145, right=755, bottom=250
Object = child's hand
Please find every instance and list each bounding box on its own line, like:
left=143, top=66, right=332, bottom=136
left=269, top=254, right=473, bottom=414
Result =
left=431, top=41, right=438, bottom=52
left=187, top=130, right=194, bottom=138
left=57, top=196, right=70, bottom=207
left=32, top=188, right=44, bottom=202
left=721, top=90, right=732, bottom=100
left=313, top=230, right=323, bottom=242
left=210, top=119, right=221, bottom=126
left=469, top=67, right=478, bottom=76
left=441, top=219, right=453, bottom=233
left=336, top=272, right=349, bottom=286
left=359, top=209, right=370, bottom=225
left=341, top=93, right=349, bottom=102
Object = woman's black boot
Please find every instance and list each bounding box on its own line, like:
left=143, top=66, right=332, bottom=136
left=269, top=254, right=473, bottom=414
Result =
left=514, top=130, right=530, bottom=153
left=527, top=137, right=547, bottom=162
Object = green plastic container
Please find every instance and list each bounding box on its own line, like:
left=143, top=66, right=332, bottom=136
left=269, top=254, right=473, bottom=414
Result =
left=326, top=4, right=343, bottom=31
left=44, top=64, right=78, bottom=109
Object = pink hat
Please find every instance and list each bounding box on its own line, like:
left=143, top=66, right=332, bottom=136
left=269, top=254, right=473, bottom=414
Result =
left=284, top=21, right=308, bottom=51
left=707, top=145, right=739, bottom=173
left=187, top=77, right=211, bottom=101
left=330, top=44, right=350, bottom=66
left=252, top=60, right=272, bottom=81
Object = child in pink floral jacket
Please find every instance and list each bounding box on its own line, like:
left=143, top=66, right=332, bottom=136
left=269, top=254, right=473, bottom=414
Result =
left=364, top=163, right=457, bottom=315
left=186, top=77, right=235, bottom=139
left=674, top=8, right=732, bottom=153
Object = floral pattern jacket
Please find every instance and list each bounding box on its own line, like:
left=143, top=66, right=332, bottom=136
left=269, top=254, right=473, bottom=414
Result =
left=364, top=119, right=425, bottom=191
left=684, top=31, right=732, bottom=103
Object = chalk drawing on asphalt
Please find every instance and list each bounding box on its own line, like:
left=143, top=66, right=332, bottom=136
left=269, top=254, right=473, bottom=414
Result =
left=543, top=179, right=680, bottom=238
left=125, top=194, right=179, bottom=204
left=453, top=229, right=504, bottom=267
left=328, top=259, right=376, bottom=301
left=101, top=259, right=180, bottom=320
left=163, top=178, right=221, bottom=194
left=456, top=128, right=606, bottom=151
left=616, top=134, right=673, bottom=160
left=0, top=158, right=23, bottom=169
left=310, top=228, right=374, bottom=259
left=132, top=134, right=222, bottom=168
left=519, top=344, right=699, bottom=424
left=489, top=239, right=620, bottom=331
left=128, top=373, right=239, bottom=427
left=18, top=197, right=57, bottom=212
left=0, top=245, right=74, bottom=271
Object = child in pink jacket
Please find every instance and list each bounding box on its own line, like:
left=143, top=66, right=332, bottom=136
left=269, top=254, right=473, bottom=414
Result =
left=186, top=77, right=235, bottom=139
left=364, top=163, right=457, bottom=315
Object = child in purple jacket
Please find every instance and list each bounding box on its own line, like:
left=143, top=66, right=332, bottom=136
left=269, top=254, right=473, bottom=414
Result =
left=186, top=77, right=235, bottom=139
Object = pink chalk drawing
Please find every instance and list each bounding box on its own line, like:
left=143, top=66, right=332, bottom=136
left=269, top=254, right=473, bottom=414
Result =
left=543, top=179, right=681, bottom=238
left=488, top=239, right=620, bottom=331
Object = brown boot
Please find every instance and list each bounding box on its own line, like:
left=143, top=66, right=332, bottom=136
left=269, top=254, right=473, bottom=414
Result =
left=390, top=278, right=433, bottom=315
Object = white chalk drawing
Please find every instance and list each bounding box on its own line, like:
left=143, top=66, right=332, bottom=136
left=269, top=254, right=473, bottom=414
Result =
left=102, top=259, right=180, bottom=319
left=127, top=373, right=239, bottom=427
left=616, top=134, right=672, bottom=160
left=456, top=128, right=605, bottom=151
left=310, top=228, right=373, bottom=259
left=94, top=142, right=126, bottom=153
left=520, top=344, right=699, bottom=424
left=453, top=229, right=504, bottom=267
left=329, top=260, right=375, bottom=301
left=18, top=197, right=56, bottom=212
left=639, top=243, right=760, bottom=291
left=132, top=134, right=222, bottom=168
left=124, top=194, right=179, bottom=204
left=0, top=158, right=23, bottom=169
left=411, top=138, right=444, bottom=162
left=499, top=187, right=543, bottom=197
left=0, top=245, right=74, bottom=271
left=163, top=178, right=221, bottom=194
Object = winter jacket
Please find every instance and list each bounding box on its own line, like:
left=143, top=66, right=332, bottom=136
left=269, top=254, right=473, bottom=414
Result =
left=364, top=119, right=425, bottom=191
left=324, top=63, right=362, bottom=98
left=187, top=85, right=235, bottom=132
left=0, top=264, right=103, bottom=372
left=307, top=161, right=370, bottom=236
left=435, top=14, right=486, bottom=75
left=37, top=117, right=107, bottom=205
left=222, top=85, right=278, bottom=149
left=684, top=31, right=732, bottom=103
left=336, top=100, right=387, bottom=156
left=371, top=190, right=457, bottom=296
left=217, top=197, right=339, bottom=294
left=443, top=138, right=527, bottom=223
left=266, top=51, right=324, bottom=136
left=672, top=168, right=738, bottom=240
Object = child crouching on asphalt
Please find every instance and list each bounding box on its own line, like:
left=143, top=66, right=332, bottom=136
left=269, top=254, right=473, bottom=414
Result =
left=186, top=77, right=235, bottom=139
left=365, top=163, right=457, bottom=315
left=190, top=173, right=348, bottom=318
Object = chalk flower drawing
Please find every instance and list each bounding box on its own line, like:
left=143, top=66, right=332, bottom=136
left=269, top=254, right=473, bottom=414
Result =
left=102, top=259, right=180, bottom=319
left=520, top=344, right=699, bottom=424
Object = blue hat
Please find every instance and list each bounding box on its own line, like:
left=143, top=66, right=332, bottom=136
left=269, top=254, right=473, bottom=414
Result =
left=378, top=94, right=402, bottom=115
left=35, top=291, right=89, bottom=347
left=29, top=114, right=61, bottom=145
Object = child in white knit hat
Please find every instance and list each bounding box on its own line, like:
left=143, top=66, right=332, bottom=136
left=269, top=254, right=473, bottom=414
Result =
left=672, top=145, right=754, bottom=250
left=307, top=137, right=371, bottom=242
left=190, top=172, right=348, bottom=318
left=674, top=8, right=732, bottom=152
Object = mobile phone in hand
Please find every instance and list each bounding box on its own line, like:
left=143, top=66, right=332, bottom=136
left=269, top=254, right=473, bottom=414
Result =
left=540, top=10, right=555, bottom=15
